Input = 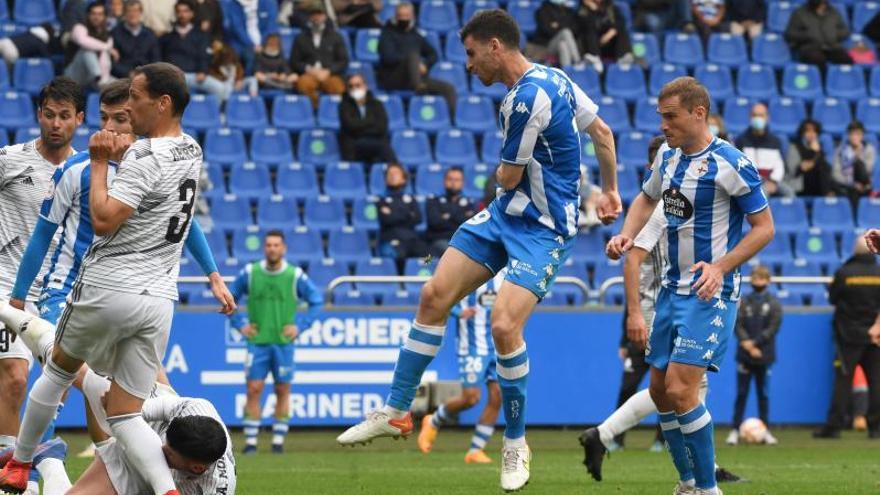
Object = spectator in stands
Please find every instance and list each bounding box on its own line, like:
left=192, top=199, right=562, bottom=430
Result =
left=378, top=163, right=428, bottom=263
left=832, top=121, right=875, bottom=206
left=735, top=102, right=792, bottom=197
left=61, top=0, right=88, bottom=38
left=532, top=0, right=581, bottom=68
left=107, top=0, right=125, bottom=30
left=785, top=119, right=832, bottom=197
left=0, top=23, right=56, bottom=65
left=255, top=33, right=298, bottom=90
left=784, top=0, right=852, bottom=68
left=194, top=0, right=225, bottom=40
left=289, top=4, right=348, bottom=108
left=161, top=0, right=226, bottom=100
left=209, top=38, right=256, bottom=98
left=866, top=229, right=880, bottom=254
left=426, top=168, right=476, bottom=258
left=63, top=1, right=114, bottom=90
left=691, top=0, right=726, bottom=43
left=727, top=265, right=782, bottom=446
left=708, top=112, right=729, bottom=141
left=377, top=2, right=457, bottom=119
left=110, top=0, right=160, bottom=79
left=338, top=73, right=396, bottom=164
left=576, top=0, right=634, bottom=73
left=725, top=0, right=765, bottom=39
left=142, top=0, right=176, bottom=36
left=333, top=0, right=382, bottom=28
left=814, top=235, right=880, bottom=439
left=577, top=166, right=603, bottom=233
left=633, top=0, right=693, bottom=40
left=848, top=37, right=877, bottom=65
left=224, top=0, right=280, bottom=72
left=480, top=171, right=498, bottom=210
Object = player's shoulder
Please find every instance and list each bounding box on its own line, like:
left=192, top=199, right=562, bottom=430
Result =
left=59, top=151, right=91, bottom=175
left=709, top=139, right=753, bottom=171
left=123, top=138, right=157, bottom=162
left=0, top=139, right=35, bottom=159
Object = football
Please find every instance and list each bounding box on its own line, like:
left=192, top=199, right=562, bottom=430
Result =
left=739, top=417, right=768, bottom=444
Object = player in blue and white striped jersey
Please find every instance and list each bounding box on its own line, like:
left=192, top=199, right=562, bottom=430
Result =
left=607, top=77, right=775, bottom=495
left=417, top=270, right=506, bottom=464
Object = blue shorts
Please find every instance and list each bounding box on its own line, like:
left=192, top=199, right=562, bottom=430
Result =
left=458, top=353, right=497, bottom=388
left=245, top=343, right=295, bottom=384
left=38, top=294, right=68, bottom=325
left=448, top=202, right=575, bottom=299
left=646, top=288, right=737, bottom=372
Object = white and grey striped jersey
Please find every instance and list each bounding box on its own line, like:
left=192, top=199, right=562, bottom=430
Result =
left=78, top=134, right=202, bottom=301
left=632, top=203, right=668, bottom=326
left=0, top=139, right=68, bottom=301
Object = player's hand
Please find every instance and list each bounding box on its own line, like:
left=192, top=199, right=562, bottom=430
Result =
left=208, top=273, right=236, bottom=315
left=605, top=234, right=633, bottom=260
left=596, top=190, right=623, bottom=225
left=690, top=261, right=724, bottom=301
left=9, top=298, right=25, bottom=311
left=459, top=307, right=477, bottom=320
left=869, top=322, right=880, bottom=346
left=864, top=229, right=880, bottom=254
left=88, top=130, right=116, bottom=163
left=283, top=324, right=299, bottom=341
left=240, top=324, right=257, bottom=339
left=625, top=312, right=648, bottom=350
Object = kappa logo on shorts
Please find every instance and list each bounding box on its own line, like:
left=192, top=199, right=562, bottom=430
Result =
left=702, top=350, right=714, bottom=360
left=706, top=332, right=718, bottom=344
left=713, top=300, right=728, bottom=310
left=710, top=316, right=724, bottom=328
left=549, top=248, right=560, bottom=260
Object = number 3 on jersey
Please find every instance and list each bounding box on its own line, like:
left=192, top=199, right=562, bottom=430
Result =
left=165, top=178, right=197, bottom=243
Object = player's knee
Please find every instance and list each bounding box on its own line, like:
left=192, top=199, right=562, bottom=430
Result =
left=0, top=361, right=29, bottom=402
left=419, top=280, right=454, bottom=318
left=463, top=388, right=481, bottom=407
left=490, top=315, right=516, bottom=343
left=246, top=381, right=265, bottom=396
left=648, top=380, right=667, bottom=407
left=665, top=381, right=696, bottom=411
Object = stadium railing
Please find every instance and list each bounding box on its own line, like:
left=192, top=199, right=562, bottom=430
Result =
left=597, top=275, right=834, bottom=303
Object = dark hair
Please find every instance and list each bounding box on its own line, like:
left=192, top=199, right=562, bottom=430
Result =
left=124, top=0, right=143, bottom=11
left=385, top=162, right=408, bottom=180
left=460, top=9, right=520, bottom=49
left=131, top=62, right=190, bottom=117
left=647, top=135, right=665, bottom=164
left=99, top=78, right=131, bottom=106
left=797, top=118, right=822, bottom=137
left=38, top=76, right=85, bottom=114
left=175, top=0, right=195, bottom=11
left=87, top=0, right=105, bottom=13
left=265, top=229, right=286, bottom=242
left=166, top=415, right=227, bottom=464
left=847, top=120, right=865, bottom=133
left=445, top=166, right=463, bottom=178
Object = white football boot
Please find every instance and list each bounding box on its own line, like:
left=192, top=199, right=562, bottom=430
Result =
left=500, top=443, right=531, bottom=492
left=672, top=481, right=697, bottom=495
left=336, top=411, right=413, bottom=446
left=763, top=430, right=779, bottom=445
left=725, top=429, right=739, bottom=445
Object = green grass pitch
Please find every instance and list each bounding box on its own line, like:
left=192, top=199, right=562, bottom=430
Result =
left=55, top=427, right=879, bottom=494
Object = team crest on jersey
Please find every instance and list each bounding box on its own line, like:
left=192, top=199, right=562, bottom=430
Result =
left=662, top=188, right=694, bottom=224
left=694, top=159, right=709, bottom=177
left=44, top=180, right=55, bottom=200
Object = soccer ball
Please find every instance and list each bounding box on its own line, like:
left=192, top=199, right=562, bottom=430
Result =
left=739, top=417, right=767, bottom=444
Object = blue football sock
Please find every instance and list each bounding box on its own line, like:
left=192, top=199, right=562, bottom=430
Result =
left=678, top=404, right=716, bottom=490
left=659, top=410, right=695, bottom=483
left=386, top=321, right=445, bottom=411
left=496, top=344, right=528, bottom=440
left=272, top=418, right=290, bottom=446
left=243, top=417, right=260, bottom=447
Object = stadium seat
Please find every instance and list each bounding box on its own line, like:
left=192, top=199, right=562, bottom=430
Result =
left=211, top=195, right=252, bottom=230
left=13, top=0, right=54, bottom=25
left=182, top=94, right=222, bottom=132
left=0, top=129, right=8, bottom=147
left=649, top=64, right=686, bottom=96
left=826, top=64, right=867, bottom=101
left=286, top=226, right=324, bottom=265
left=707, top=33, right=748, bottom=67
left=415, top=163, right=446, bottom=196
left=225, top=94, right=268, bottom=131
left=853, top=2, right=880, bottom=33
left=580, top=134, right=598, bottom=168
left=303, top=196, right=347, bottom=231
left=751, top=32, right=791, bottom=68
left=722, top=97, right=754, bottom=136
left=202, top=165, right=226, bottom=198
left=779, top=258, right=823, bottom=277
left=278, top=26, right=299, bottom=59
left=346, top=61, right=376, bottom=89
left=693, top=64, right=734, bottom=101
left=480, top=130, right=503, bottom=163
left=767, top=1, right=797, bottom=32
left=630, top=32, right=660, bottom=66
left=592, top=260, right=623, bottom=290
left=256, top=195, right=300, bottom=229
left=297, top=129, right=340, bottom=165
left=755, top=233, right=793, bottom=266
left=857, top=197, right=880, bottom=228
left=13, top=58, right=52, bottom=95
left=204, top=128, right=247, bottom=166
left=403, top=257, right=436, bottom=292
left=332, top=288, right=375, bottom=306
left=811, top=98, right=852, bottom=136
left=435, top=129, right=478, bottom=166
left=855, top=98, right=880, bottom=135
left=782, top=63, right=823, bottom=99
left=455, top=95, right=496, bottom=134
left=354, top=258, right=399, bottom=298
left=202, top=226, right=229, bottom=257
left=308, top=259, right=350, bottom=290
left=351, top=197, right=380, bottom=231
left=736, top=64, right=778, bottom=99
left=663, top=33, right=703, bottom=67
left=811, top=197, right=855, bottom=234
left=178, top=255, right=203, bottom=279
left=85, top=92, right=101, bottom=128
left=276, top=162, right=319, bottom=200
left=420, top=29, right=442, bottom=56
left=604, top=63, right=646, bottom=101
left=71, top=127, right=91, bottom=151
left=634, top=97, right=661, bottom=133
left=354, top=29, right=381, bottom=63
left=804, top=286, right=830, bottom=307
left=429, top=62, right=468, bottom=95
left=470, top=75, right=508, bottom=101
left=769, top=197, right=809, bottom=233
left=617, top=131, right=654, bottom=165
left=596, top=96, right=631, bottom=131
left=506, top=0, right=537, bottom=35
left=323, top=161, right=368, bottom=200
left=228, top=162, right=272, bottom=198
left=462, top=0, right=499, bottom=23
left=819, top=132, right=836, bottom=161
left=463, top=162, right=492, bottom=198
left=379, top=0, right=400, bottom=23
left=768, top=97, right=807, bottom=137
left=557, top=258, right=589, bottom=282
left=569, top=231, right=607, bottom=264
left=392, top=130, right=433, bottom=166
left=617, top=165, right=641, bottom=202
left=376, top=94, right=406, bottom=132
left=564, top=64, right=601, bottom=97
left=316, top=95, right=341, bottom=130
left=231, top=226, right=267, bottom=263
left=250, top=127, right=294, bottom=165
left=418, top=0, right=459, bottom=32
left=379, top=288, right=418, bottom=305
left=795, top=229, right=839, bottom=265
left=327, top=227, right=373, bottom=264
left=271, top=94, right=315, bottom=132
left=444, top=30, right=468, bottom=64
left=408, top=96, right=451, bottom=133
left=368, top=163, right=390, bottom=196
left=13, top=126, right=39, bottom=143
left=0, top=1, right=7, bottom=21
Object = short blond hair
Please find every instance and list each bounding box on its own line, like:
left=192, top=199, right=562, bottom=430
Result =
left=751, top=265, right=772, bottom=281
left=658, top=76, right=711, bottom=117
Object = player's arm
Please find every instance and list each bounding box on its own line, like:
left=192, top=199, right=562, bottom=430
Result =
left=227, top=267, right=250, bottom=332
left=606, top=193, right=659, bottom=259
left=185, top=219, right=235, bottom=315
left=89, top=131, right=138, bottom=236
left=496, top=84, right=548, bottom=191
left=623, top=247, right=649, bottom=349
left=294, top=270, right=324, bottom=331
left=141, top=396, right=187, bottom=422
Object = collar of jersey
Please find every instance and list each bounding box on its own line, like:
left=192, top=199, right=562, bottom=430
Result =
left=511, top=64, right=538, bottom=88
left=680, top=137, right=717, bottom=160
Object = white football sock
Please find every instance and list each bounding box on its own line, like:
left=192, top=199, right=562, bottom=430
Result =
left=15, top=362, right=74, bottom=462
left=25, top=480, right=39, bottom=495
left=381, top=405, right=407, bottom=419
left=502, top=435, right=526, bottom=448
left=0, top=435, right=15, bottom=448
left=598, top=388, right=657, bottom=449
left=108, top=413, right=176, bottom=495
left=36, top=458, right=72, bottom=495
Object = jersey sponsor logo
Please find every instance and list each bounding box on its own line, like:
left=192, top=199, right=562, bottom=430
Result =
left=662, top=188, right=694, bottom=224
left=515, top=101, right=530, bottom=114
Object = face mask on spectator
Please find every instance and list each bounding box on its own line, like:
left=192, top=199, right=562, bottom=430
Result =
left=349, top=88, right=367, bottom=101
left=396, top=19, right=413, bottom=30
left=751, top=282, right=768, bottom=293
left=750, top=117, right=767, bottom=132
left=709, top=124, right=719, bottom=137
left=309, top=20, right=325, bottom=31
left=445, top=187, right=461, bottom=197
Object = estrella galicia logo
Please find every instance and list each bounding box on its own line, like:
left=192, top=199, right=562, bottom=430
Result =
left=662, top=188, right=693, bottom=225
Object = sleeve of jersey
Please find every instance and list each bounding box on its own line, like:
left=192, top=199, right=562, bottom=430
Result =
left=723, top=154, right=769, bottom=215
left=500, top=84, right=551, bottom=166
left=184, top=219, right=219, bottom=275
left=141, top=396, right=183, bottom=422
left=39, top=167, right=74, bottom=224
left=570, top=79, right=599, bottom=132
left=10, top=218, right=59, bottom=300
left=295, top=271, right=323, bottom=329
left=632, top=204, right=667, bottom=252
left=228, top=268, right=250, bottom=329
left=108, top=151, right=161, bottom=210
left=640, top=146, right=666, bottom=200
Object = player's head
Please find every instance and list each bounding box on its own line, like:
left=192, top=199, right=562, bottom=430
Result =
left=385, top=162, right=408, bottom=190
left=163, top=415, right=227, bottom=475
left=264, top=230, right=287, bottom=264
left=99, top=78, right=132, bottom=134
left=37, top=76, right=85, bottom=151
left=657, top=77, right=711, bottom=150
left=444, top=167, right=464, bottom=195
left=750, top=265, right=771, bottom=292
left=459, top=10, right=521, bottom=86
left=129, top=62, right=190, bottom=136
left=647, top=135, right=665, bottom=168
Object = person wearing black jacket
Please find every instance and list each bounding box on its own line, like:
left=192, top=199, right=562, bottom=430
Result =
left=110, top=0, right=160, bottom=78
left=532, top=0, right=581, bottom=67
left=338, top=73, right=396, bottom=164
left=0, top=24, right=56, bottom=65
left=290, top=5, right=348, bottom=108
left=377, top=3, right=456, bottom=118
left=576, top=0, right=633, bottom=70
left=160, top=0, right=225, bottom=100
left=378, top=163, right=428, bottom=266
left=727, top=265, right=782, bottom=445
left=425, top=168, right=476, bottom=258
left=815, top=237, right=880, bottom=439
left=785, top=119, right=832, bottom=197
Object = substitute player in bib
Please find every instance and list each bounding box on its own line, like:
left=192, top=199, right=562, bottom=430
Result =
left=338, top=10, right=621, bottom=491
left=607, top=77, right=775, bottom=495
left=418, top=270, right=506, bottom=463
left=0, top=62, right=232, bottom=495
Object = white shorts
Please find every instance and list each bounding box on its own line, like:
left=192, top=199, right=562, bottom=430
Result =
left=96, top=437, right=152, bottom=495
left=56, top=284, right=174, bottom=400
left=0, top=301, right=38, bottom=365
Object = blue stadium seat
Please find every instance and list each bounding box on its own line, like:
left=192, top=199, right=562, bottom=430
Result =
left=13, top=126, right=39, bottom=143
left=368, top=163, right=390, bottom=196
left=256, top=195, right=300, bottom=229
left=569, top=231, right=607, bottom=264
left=830, top=2, right=849, bottom=27
left=811, top=196, right=855, bottom=233
left=506, top=0, right=537, bottom=35
left=617, top=131, right=653, bottom=165
left=598, top=213, right=624, bottom=237
left=580, top=133, right=598, bottom=168
left=605, top=63, right=646, bottom=101
left=317, top=95, right=341, bottom=130
left=804, top=285, right=830, bottom=307
left=346, top=61, right=376, bottom=89
left=462, top=0, right=499, bottom=23
left=857, top=197, right=880, bottom=228
left=826, top=64, right=867, bottom=101
left=85, top=92, right=101, bottom=128
left=229, top=162, right=272, bottom=198
left=782, top=63, right=823, bottom=99
left=0, top=90, right=34, bottom=128
left=323, top=161, right=367, bottom=199
left=182, top=94, right=222, bottom=132
left=211, top=195, right=252, bottom=230
left=707, top=33, right=747, bottom=67
left=297, top=129, right=340, bottom=165
left=354, top=257, right=399, bottom=297
left=819, top=132, right=836, bottom=161
left=231, top=226, right=266, bottom=263
left=694, top=64, right=734, bottom=101
left=592, top=260, right=623, bottom=290
left=769, top=197, right=809, bottom=233
left=630, top=32, right=660, bottom=66
left=202, top=226, right=228, bottom=258
left=420, top=29, right=442, bottom=56
left=271, top=94, right=315, bottom=132
left=276, top=162, right=319, bottom=200
left=354, top=29, right=381, bottom=63
left=755, top=233, right=793, bottom=266
left=392, top=130, right=433, bottom=165
left=279, top=26, right=299, bottom=59
left=736, top=64, right=777, bottom=99
left=308, top=259, right=349, bottom=290
left=429, top=62, right=468, bottom=95
left=811, top=98, right=852, bottom=136
left=333, top=288, right=375, bottom=306
left=855, top=98, right=880, bottom=135
left=617, top=165, right=641, bottom=201
left=768, top=97, right=807, bottom=137
left=178, top=255, right=202, bottom=278
left=351, top=197, right=380, bottom=231
left=633, top=97, right=660, bottom=133
left=480, top=130, right=503, bottom=162
left=286, top=226, right=324, bottom=265
left=853, top=2, right=880, bottom=33
left=795, top=229, right=839, bottom=265
left=722, top=97, right=755, bottom=136
left=751, top=32, right=791, bottom=68
left=71, top=127, right=91, bottom=152
left=13, top=58, right=52, bottom=95
left=564, top=64, right=601, bottom=97
left=203, top=164, right=226, bottom=198
left=435, top=129, right=478, bottom=166
left=557, top=258, right=588, bottom=282
left=869, top=65, right=880, bottom=97
left=779, top=258, right=823, bottom=277
left=379, top=0, right=400, bottom=24
left=204, top=128, right=247, bottom=166
left=839, top=234, right=861, bottom=261
left=418, top=0, right=459, bottom=31
left=0, top=1, right=7, bottom=20
left=663, top=33, right=704, bottom=67
left=415, top=163, right=446, bottom=196
left=328, top=227, right=373, bottom=264
left=303, top=196, right=347, bottom=231
left=0, top=129, right=8, bottom=147
left=408, top=95, right=451, bottom=133
left=376, top=94, right=406, bottom=132
left=250, top=127, right=294, bottom=165
left=403, top=257, right=436, bottom=294
left=470, top=75, right=508, bottom=101
left=455, top=95, right=496, bottom=134
left=13, top=0, right=54, bottom=25
left=463, top=162, right=492, bottom=198
left=649, top=64, right=686, bottom=96
left=767, top=1, right=797, bottom=32
left=597, top=96, right=631, bottom=131
left=225, top=94, right=268, bottom=131
left=444, top=30, right=468, bottom=64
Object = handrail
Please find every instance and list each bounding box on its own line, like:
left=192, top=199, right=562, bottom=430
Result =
left=597, top=275, right=833, bottom=302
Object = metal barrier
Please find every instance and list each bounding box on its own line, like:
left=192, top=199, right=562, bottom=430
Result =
left=598, top=275, right=833, bottom=301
